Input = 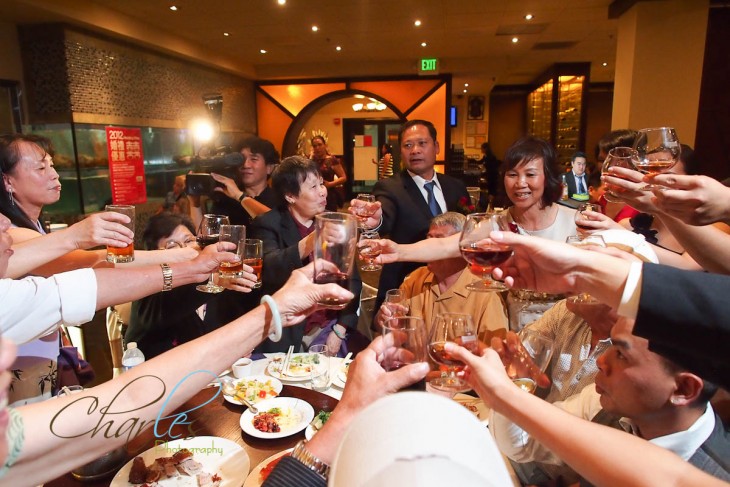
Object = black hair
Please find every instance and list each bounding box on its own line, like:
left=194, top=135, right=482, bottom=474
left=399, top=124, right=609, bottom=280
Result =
left=398, top=120, right=437, bottom=145
left=660, top=357, right=719, bottom=408
left=587, top=170, right=602, bottom=189
left=502, top=136, right=562, bottom=208
left=481, top=142, right=495, bottom=158
left=571, top=151, right=587, bottom=162
left=678, top=144, right=699, bottom=176
left=0, top=133, right=55, bottom=231
left=595, top=129, right=638, bottom=160
left=271, top=155, right=321, bottom=208
left=235, top=136, right=280, bottom=165
left=311, top=135, right=327, bottom=146
left=142, top=212, right=196, bottom=250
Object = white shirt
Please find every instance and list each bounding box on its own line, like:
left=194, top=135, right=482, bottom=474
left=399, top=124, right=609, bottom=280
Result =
left=573, top=172, right=587, bottom=193
left=0, top=268, right=98, bottom=344
left=408, top=171, right=448, bottom=214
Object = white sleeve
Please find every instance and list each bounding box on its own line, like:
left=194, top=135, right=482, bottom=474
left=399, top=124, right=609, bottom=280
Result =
left=617, top=261, right=643, bottom=319
left=0, top=268, right=98, bottom=344
left=490, top=385, right=603, bottom=464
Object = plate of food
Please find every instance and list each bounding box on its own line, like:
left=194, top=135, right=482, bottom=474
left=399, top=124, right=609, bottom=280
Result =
left=304, top=409, right=332, bottom=440
left=266, top=353, right=320, bottom=381
left=240, top=397, right=314, bottom=439
left=332, top=360, right=352, bottom=388
left=242, top=448, right=293, bottom=487
left=222, top=375, right=283, bottom=406
left=452, top=393, right=490, bottom=426
left=111, top=436, right=249, bottom=487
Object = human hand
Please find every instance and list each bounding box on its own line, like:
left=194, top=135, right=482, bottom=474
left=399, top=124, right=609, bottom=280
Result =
left=356, top=238, right=398, bottom=264
left=66, top=212, right=134, bottom=250
left=188, top=241, right=238, bottom=280
left=271, top=262, right=354, bottom=326
left=324, top=329, right=343, bottom=354
left=490, top=332, right=551, bottom=389
left=603, top=167, right=658, bottom=213
left=575, top=210, right=624, bottom=236
left=210, top=173, right=242, bottom=201
left=348, top=199, right=382, bottom=230
left=219, top=262, right=259, bottom=293
left=649, top=174, right=730, bottom=226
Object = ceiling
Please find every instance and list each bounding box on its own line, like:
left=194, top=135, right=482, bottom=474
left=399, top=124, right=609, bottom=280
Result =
left=0, top=0, right=620, bottom=96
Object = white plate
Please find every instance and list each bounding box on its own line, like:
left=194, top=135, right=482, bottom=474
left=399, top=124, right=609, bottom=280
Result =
left=240, top=397, right=315, bottom=439
left=242, top=448, right=293, bottom=487
left=222, top=375, right=283, bottom=406
left=304, top=423, right=317, bottom=441
left=110, top=436, right=249, bottom=487
left=332, top=360, right=352, bottom=388
left=266, top=353, right=318, bottom=382
left=453, top=393, right=490, bottom=426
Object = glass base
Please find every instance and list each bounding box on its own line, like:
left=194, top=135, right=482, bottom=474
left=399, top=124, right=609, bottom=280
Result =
left=360, top=264, right=382, bottom=271
left=316, top=298, right=348, bottom=310
left=466, top=279, right=508, bottom=292
left=107, top=254, right=134, bottom=263
left=428, top=377, right=471, bottom=393
left=567, top=293, right=601, bottom=304
left=196, top=283, right=224, bottom=293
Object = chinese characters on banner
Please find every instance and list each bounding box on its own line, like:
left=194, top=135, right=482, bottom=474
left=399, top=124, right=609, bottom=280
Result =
left=106, top=126, right=147, bottom=205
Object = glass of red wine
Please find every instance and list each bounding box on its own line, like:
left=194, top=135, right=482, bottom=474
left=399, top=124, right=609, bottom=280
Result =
left=601, top=147, right=638, bottom=203
left=196, top=214, right=230, bottom=293
left=631, top=127, right=681, bottom=191
left=313, top=212, right=358, bottom=310
left=358, top=231, right=382, bottom=271
left=427, top=313, right=479, bottom=393
left=459, top=213, right=514, bottom=292
left=381, top=316, right=428, bottom=391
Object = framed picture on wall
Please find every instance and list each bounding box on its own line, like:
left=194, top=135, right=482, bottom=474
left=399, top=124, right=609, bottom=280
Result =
left=466, top=122, right=476, bottom=135
left=466, top=136, right=476, bottom=148
left=475, top=135, right=486, bottom=147
left=467, top=95, right=485, bottom=120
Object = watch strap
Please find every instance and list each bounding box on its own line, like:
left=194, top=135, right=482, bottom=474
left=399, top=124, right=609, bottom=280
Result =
left=291, top=440, right=330, bottom=479
left=160, top=263, right=173, bottom=291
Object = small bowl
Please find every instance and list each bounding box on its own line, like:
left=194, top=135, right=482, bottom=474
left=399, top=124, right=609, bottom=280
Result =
left=232, top=358, right=253, bottom=378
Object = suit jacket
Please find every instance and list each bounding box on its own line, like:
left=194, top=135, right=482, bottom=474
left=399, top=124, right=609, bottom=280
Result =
left=635, top=263, right=730, bottom=390
left=250, top=207, right=361, bottom=353
left=372, top=170, right=469, bottom=310
left=565, top=171, right=588, bottom=199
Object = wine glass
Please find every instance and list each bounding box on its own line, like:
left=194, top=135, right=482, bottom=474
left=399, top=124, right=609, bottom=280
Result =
left=509, top=329, right=553, bottom=394
left=196, top=214, right=230, bottom=293
left=381, top=316, right=428, bottom=391
left=353, top=193, right=376, bottom=229
left=313, top=212, right=358, bottom=310
left=574, top=203, right=602, bottom=233
left=427, top=313, right=479, bottom=393
left=358, top=231, right=382, bottom=271
left=459, top=213, right=514, bottom=292
left=565, top=234, right=606, bottom=304
left=601, top=147, right=638, bottom=203
left=631, top=127, right=681, bottom=190
left=383, top=289, right=409, bottom=317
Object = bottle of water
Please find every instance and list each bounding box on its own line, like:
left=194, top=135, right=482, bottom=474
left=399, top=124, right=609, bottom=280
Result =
left=122, top=342, right=145, bottom=371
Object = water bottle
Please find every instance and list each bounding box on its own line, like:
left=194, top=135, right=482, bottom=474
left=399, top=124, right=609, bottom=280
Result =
left=122, top=342, right=145, bottom=371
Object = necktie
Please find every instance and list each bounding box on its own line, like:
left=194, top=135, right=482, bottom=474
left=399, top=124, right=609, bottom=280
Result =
left=577, top=176, right=585, bottom=194
left=424, top=181, right=442, bottom=216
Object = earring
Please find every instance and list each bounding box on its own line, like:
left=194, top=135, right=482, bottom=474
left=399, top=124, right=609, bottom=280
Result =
left=670, top=397, right=679, bottom=405
left=8, top=189, right=14, bottom=207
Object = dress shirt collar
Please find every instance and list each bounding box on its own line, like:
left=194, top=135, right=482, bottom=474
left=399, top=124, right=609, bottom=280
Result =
left=408, top=170, right=441, bottom=191
left=619, top=404, right=716, bottom=460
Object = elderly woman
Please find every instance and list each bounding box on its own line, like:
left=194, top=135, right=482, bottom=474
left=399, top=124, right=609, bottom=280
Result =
left=501, top=136, right=577, bottom=240
left=310, top=136, right=347, bottom=211
left=251, top=155, right=362, bottom=355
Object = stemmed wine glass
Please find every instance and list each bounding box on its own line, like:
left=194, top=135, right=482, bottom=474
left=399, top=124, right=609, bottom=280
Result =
left=196, top=214, right=230, bottom=293
left=383, top=289, right=409, bottom=317
left=574, top=203, right=602, bottom=233
left=631, top=127, right=681, bottom=190
left=508, top=329, right=553, bottom=394
left=358, top=231, right=382, bottom=271
left=601, top=147, right=638, bottom=203
left=564, top=234, right=606, bottom=304
left=427, top=313, right=479, bottom=393
left=353, top=193, right=376, bottom=229
left=459, top=213, right=514, bottom=292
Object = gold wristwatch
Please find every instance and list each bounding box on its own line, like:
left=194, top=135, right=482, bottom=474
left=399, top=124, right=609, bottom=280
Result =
left=160, top=263, right=173, bottom=291
left=291, top=440, right=330, bottom=479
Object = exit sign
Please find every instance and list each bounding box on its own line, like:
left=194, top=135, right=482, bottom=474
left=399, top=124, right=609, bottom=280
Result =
left=419, top=58, right=439, bottom=74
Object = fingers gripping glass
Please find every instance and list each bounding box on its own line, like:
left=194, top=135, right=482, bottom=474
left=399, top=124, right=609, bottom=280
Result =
left=196, top=214, right=230, bottom=293
left=631, top=127, right=681, bottom=191
left=459, top=213, right=514, bottom=292
left=427, top=313, right=479, bottom=393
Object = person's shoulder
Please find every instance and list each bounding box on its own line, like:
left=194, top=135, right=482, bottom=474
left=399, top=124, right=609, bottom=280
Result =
left=374, top=172, right=405, bottom=190
left=253, top=206, right=285, bottom=227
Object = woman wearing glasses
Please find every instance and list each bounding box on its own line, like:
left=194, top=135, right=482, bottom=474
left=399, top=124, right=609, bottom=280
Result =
left=125, top=213, right=257, bottom=358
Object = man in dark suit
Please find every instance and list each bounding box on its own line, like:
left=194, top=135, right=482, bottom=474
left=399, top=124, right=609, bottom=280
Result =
left=565, top=151, right=589, bottom=200
left=372, top=119, right=469, bottom=314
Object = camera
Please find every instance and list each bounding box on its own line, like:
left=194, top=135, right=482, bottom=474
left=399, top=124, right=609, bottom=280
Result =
left=176, top=146, right=244, bottom=196
left=186, top=173, right=220, bottom=196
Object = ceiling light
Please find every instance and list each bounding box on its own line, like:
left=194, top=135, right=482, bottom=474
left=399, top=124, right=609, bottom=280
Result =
left=414, top=20, right=421, bottom=27
left=352, top=100, right=386, bottom=112
left=512, top=37, right=519, bottom=43
left=223, top=32, right=229, bottom=36
left=463, top=89, right=468, bottom=93
left=602, top=62, right=608, bottom=67
left=260, top=49, right=267, bottom=54
left=525, top=14, right=533, bottom=20
left=421, top=42, right=427, bottom=47
left=312, top=25, right=319, bottom=32
left=336, top=46, right=342, bottom=51
left=464, top=83, right=469, bottom=87
left=169, top=5, right=177, bottom=11
left=277, top=0, right=286, bottom=4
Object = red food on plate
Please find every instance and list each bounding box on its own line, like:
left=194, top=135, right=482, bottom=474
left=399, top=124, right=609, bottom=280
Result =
left=253, top=412, right=280, bottom=433
left=259, top=453, right=291, bottom=483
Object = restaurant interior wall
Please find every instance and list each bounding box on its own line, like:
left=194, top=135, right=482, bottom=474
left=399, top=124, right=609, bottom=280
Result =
left=16, top=23, right=257, bottom=221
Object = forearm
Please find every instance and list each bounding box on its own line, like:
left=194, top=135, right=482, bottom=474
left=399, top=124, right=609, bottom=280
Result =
left=398, top=233, right=460, bottom=262
left=657, top=215, right=730, bottom=274
left=11, top=303, right=274, bottom=485
left=116, top=248, right=196, bottom=267
left=9, top=234, right=91, bottom=278
left=241, top=197, right=271, bottom=218
left=573, top=253, right=631, bottom=310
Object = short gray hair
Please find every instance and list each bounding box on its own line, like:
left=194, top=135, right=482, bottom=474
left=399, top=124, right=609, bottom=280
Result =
left=430, top=211, right=466, bottom=234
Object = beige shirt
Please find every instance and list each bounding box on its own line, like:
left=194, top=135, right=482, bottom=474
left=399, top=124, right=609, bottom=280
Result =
left=399, top=266, right=508, bottom=339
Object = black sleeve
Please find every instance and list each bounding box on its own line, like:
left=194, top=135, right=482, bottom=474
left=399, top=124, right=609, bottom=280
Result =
left=372, top=179, right=397, bottom=236
left=338, top=266, right=362, bottom=330
left=262, top=456, right=326, bottom=487
left=134, top=283, right=211, bottom=332
left=252, top=214, right=304, bottom=294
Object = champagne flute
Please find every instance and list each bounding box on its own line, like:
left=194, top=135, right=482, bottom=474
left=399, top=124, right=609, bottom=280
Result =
left=509, top=329, right=553, bottom=394
left=358, top=231, right=382, bottom=271
left=631, top=127, right=681, bottom=190
left=459, top=213, right=514, bottom=292
left=601, top=147, right=638, bottom=203
left=565, top=234, right=606, bottom=304
left=427, top=313, right=479, bottom=393
left=196, top=214, right=230, bottom=293
left=353, top=193, right=376, bottom=229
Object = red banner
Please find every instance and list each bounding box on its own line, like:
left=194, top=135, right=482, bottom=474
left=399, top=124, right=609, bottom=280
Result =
left=106, top=126, right=147, bottom=205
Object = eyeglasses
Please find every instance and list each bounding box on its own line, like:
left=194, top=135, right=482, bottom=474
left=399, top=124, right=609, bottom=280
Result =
left=161, top=237, right=198, bottom=250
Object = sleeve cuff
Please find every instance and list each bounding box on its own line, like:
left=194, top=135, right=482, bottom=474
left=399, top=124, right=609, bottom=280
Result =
left=617, top=261, right=643, bottom=320
left=54, top=268, right=98, bottom=325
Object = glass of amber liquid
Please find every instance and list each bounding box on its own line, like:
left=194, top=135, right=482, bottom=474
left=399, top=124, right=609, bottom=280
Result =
left=244, top=238, right=263, bottom=288
left=105, top=205, right=135, bottom=263
left=218, top=225, right=246, bottom=278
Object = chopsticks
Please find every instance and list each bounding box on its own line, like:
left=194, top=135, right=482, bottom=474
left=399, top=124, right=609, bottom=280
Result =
left=280, top=345, right=295, bottom=377
left=342, top=352, right=353, bottom=364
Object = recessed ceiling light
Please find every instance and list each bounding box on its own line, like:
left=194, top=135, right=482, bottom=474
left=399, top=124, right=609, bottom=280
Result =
left=336, top=46, right=342, bottom=51
left=414, top=20, right=421, bottom=27
left=260, top=49, right=267, bottom=54
left=464, top=83, right=469, bottom=87
left=602, top=62, right=608, bottom=67
left=463, top=89, right=468, bottom=93
left=421, top=42, right=427, bottom=47
left=525, top=13, right=533, bottom=20
left=169, top=5, right=177, bottom=11
left=277, top=0, right=286, bottom=4
left=223, top=32, right=229, bottom=36
left=512, top=37, right=519, bottom=43
left=312, top=25, right=319, bottom=32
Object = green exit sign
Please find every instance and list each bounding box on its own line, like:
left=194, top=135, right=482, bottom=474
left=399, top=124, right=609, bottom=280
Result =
left=419, top=58, right=439, bottom=74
